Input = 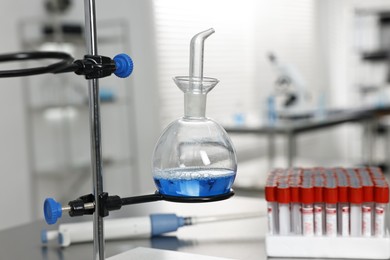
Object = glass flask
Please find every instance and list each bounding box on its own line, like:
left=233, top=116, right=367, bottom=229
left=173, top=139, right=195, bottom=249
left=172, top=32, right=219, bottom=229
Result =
left=152, top=29, right=237, bottom=197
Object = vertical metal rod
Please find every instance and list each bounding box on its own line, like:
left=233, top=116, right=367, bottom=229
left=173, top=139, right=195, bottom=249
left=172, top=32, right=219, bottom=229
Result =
left=267, top=131, right=275, bottom=170
left=84, top=0, right=105, bottom=259
left=287, top=131, right=296, bottom=168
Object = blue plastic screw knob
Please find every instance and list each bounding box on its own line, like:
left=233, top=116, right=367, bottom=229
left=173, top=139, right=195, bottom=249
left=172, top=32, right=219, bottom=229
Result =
left=113, top=53, right=133, bottom=78
left=44, top=198, right=62, bottom=225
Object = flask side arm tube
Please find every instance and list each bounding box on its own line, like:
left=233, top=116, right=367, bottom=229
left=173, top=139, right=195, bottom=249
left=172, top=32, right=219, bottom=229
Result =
left=189, top=28, right=215, bottom=80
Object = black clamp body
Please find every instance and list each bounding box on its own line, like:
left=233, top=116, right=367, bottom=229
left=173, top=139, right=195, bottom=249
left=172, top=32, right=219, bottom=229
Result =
left=98, top=193, right=122, bottom=217
left=74, top=55, right=116, bottom=79
left=68, top=194, right=95, bottom=217
left=67, top=193, right=122, bottom=218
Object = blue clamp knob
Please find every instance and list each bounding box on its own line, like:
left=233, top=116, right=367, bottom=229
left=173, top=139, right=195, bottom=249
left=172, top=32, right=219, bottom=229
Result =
left=113, top=53, right=133, bottom=78
left=44, top=198, right=62, bottom=225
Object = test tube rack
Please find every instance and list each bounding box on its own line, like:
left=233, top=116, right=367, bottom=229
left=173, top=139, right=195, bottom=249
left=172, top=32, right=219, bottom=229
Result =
left=266, top=235, right=390, bottom=259
left=265, top=167, right=390, bottom=259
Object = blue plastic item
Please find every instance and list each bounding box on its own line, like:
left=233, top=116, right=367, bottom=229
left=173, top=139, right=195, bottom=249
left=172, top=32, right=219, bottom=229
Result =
left=41, top=229, right=48, bottom=243
left=44, top=198, right=62, bottom=225
left=150, top=214, right=185, bottom=236
left=58, top=233, right=64, bottom=244
left=113, top=53, right=133, bottom=78
left=267, top=95, right=277, bottom=125
left=99, top=88, right=115, bottom=102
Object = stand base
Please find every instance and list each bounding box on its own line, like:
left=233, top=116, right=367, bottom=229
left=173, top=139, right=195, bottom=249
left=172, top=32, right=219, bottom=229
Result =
left=266, top=234, right=390, bottom=259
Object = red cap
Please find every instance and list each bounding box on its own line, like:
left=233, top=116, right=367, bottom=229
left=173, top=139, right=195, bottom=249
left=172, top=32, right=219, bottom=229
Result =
left=363, top=185, right=374, bottom=202
left=300, top=186, right=314, bottom=204
left=277, top=186, right=290, bottom=204
left=325, top=187, right=338, bottom=204
left=375, top=185, right=389, bottom=204
left=290, top=186, right=300, bottom=203
left=349, top=186, right=363, bottom=204
left=338, top=186, right=348, bottom=203
left=314, top=186, right=323, bottom=203
left=265, top=185, right=276, bottom=202
left=368, top=167, right=385, bottom=180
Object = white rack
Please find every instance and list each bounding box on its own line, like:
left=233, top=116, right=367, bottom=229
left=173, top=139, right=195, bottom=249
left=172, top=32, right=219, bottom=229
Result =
left=266, top=234, right=390, bottom=259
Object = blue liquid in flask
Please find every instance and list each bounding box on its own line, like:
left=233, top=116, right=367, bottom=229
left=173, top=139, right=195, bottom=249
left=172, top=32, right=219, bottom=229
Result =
left=154, top=167, right=236, bottom=197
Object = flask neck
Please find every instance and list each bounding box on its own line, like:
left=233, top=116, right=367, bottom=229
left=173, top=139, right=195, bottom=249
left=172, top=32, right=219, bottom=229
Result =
left=184, top=92, right=207, bottom=118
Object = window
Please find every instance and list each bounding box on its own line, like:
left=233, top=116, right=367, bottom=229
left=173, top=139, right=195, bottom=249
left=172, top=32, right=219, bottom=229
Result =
left=153, top=0, right=321, bottom=171
left=153, top=0, right=318, bottom=128
left=153, top=0, right=258, bottom=126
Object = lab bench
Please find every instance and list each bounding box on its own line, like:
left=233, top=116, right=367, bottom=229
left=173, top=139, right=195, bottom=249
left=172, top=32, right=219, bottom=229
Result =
left=0, top=196, right=269, bottom=260
left=225, top=107, right=390, bottom=168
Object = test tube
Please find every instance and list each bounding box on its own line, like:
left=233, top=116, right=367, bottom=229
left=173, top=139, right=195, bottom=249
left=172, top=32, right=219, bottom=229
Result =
left=265, top=176, right=278, bottom=235
left=336, top=169, right=350, bottom=237
left=313, top=171, right=324, bottom=236
left=360, top=169, right=374, bottom=237
left=277, top=183, right=291, bottom=235
left=300, top=180, right=314, bottom=236
left=289, top=168, right=302, bottom=235
left=325, top=176, right=338, bottom=237
left=349, top=178, right=363, bottom=237
left=290, top=183, right=301, bottom=235
left=374, top=182, right=389, bottom=237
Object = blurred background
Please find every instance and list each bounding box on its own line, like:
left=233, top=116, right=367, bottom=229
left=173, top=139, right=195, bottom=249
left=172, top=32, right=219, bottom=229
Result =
left=1, top=0, right=390, bottom=231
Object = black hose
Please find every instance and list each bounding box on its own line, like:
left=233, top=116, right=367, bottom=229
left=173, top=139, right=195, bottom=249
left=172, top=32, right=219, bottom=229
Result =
left=0, top=51, right=75, bottom=78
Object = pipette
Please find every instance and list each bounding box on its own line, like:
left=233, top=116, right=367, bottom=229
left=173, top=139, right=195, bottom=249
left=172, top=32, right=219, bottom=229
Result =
left=41, top=212, right=262, bottom=247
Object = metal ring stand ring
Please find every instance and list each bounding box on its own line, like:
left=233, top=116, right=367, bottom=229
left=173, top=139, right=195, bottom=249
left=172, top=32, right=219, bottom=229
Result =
left=157, top=189, right=235, bottom=203
left=0, top=51, right=73, bottom=78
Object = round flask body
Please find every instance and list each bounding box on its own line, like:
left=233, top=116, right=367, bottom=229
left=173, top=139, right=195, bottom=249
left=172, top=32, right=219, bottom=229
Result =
left=152, top=117, right=237, bottom=197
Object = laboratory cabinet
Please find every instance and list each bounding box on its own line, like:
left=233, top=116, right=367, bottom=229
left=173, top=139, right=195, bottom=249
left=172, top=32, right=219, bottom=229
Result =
left=353, top=9, right=390, bottom=169
left=19, top=18, right=138, bottom=218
